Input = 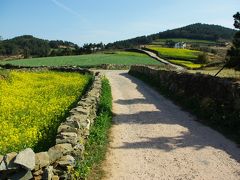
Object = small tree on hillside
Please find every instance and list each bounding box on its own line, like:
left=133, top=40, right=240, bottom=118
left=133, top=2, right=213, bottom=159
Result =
left=197, top=52, right=208, bottom=64
left=215, top=12, right=240, bottom=76
left=227, top=12, right=240, bottom=68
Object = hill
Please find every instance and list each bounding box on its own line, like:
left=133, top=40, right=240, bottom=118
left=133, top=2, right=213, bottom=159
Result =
left=0, top=35, right=104, bottom=59
left=0, top=35, right=50, bottom=58
left=106, top=23, right=237, bottom=49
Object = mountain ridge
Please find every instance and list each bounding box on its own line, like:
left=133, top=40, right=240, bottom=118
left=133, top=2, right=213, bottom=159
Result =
left=106, top=23, right=237, bottom=49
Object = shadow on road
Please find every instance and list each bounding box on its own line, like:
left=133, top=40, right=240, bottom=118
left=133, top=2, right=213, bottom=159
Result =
left=111, top=72, right=240, bottom=163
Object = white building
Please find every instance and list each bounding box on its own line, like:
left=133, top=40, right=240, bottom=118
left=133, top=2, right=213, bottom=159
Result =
left=174, top=42, right=187, bottom=49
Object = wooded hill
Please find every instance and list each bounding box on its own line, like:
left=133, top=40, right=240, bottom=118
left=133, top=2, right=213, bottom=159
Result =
left=0, top=35, right=104, bottom=58
left=106, top=23, right=237, bottom=49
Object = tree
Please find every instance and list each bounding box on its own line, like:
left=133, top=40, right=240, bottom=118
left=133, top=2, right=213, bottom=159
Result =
left=227, top=12, right=240, bottom=68
left=165, top=40, right=175, bottom=48
left=215, top=12, right=240, bottom=76
left=197, top=52, right=208, bottom=63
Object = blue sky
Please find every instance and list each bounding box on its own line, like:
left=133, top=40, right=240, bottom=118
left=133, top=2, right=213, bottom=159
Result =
left=0, top=0, right=239, bottom=45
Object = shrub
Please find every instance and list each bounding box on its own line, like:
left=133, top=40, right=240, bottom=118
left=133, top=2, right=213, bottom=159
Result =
left=197, top=53, right=208, bottom=63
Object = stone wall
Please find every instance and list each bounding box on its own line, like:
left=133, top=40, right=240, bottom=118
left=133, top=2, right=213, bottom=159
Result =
left=129, top=65, right=240, bottom=141
left=0, top=69, right=102, bottom=180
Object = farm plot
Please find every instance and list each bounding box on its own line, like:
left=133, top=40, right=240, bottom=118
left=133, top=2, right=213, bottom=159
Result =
left=0, top=70, right=91, bottom=154
left=0, top=51, right=161, bottom=67
left=146, top=45, right=200, bottom=61
left=169, top=60, right=203, bottom=69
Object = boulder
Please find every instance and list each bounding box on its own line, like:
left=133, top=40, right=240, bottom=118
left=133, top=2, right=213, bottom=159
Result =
left=70, top=107, right=90, bottom=115
left=56, top=132, right=78, bottom=146
left=57, top=124, right=78, bottom=134
left=64, top=117, right=81, bottom=129
left=14, top=148, right=35, bottom=171
left=52, top=175, right=60, bottom=180
left=9, top=169, right=33, bottom=180
left=35, top=152, right=50, bottom=170
left=56, top=155, right=75, bottom=167
left=42, top=166, right=53, bottom=180
left=33, top=169, right=43, bottom=176
left=48, top=144, right=72, bottom=163
left=0, top=155, right=3, bottom=163
left=0, top=152, right=18, bottom=171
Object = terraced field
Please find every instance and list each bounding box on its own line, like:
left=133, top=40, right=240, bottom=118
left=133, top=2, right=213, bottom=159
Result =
left=151, top=38, right=217, bottom=45
left=146, top=45, right=200, bottom=61
left=169, top=60, right=203, bottom=69
left=0, top=51, right=161, bottom=67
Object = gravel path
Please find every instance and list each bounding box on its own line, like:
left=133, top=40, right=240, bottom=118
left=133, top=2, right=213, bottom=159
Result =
left=137, top=49, right=185, bottom=71
left=102, top=70, right=240, bottom=180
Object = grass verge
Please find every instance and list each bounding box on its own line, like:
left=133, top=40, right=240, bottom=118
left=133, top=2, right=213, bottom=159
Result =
left=75, top=77, right=112, bottom=179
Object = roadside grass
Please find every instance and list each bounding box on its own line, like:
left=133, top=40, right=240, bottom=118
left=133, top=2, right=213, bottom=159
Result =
left=146, top=45, right=200, bottom=61
left=188, top=67, right=240, bottom=79
left=169, top=60, right=203, bottom=69
left=75, top=77, right=112, bottom=180
left=0, top=52, right=161, bottom=67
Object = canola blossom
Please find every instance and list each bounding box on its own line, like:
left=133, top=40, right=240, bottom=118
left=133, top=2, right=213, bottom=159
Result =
left=0, top=70, right=91, bottom=154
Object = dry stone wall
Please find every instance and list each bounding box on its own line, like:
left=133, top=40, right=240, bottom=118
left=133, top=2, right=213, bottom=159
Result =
left=129, top=65, right=240, bottom=141
left=0, top=68, right=102, bottom=180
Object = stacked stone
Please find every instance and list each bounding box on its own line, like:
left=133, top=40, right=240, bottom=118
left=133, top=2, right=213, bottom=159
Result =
left=0, top=73, right=102, bottom=180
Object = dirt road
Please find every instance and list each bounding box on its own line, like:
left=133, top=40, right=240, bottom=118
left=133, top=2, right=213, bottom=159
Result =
left=137, top=49, right=185, bottom=71
left=102, top=71, right=240, bottom=180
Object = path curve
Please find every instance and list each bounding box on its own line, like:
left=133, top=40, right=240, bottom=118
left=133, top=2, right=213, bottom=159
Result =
left=137, top=49, right=185, bottom=71
left=102, top=70, right=240, bottom=180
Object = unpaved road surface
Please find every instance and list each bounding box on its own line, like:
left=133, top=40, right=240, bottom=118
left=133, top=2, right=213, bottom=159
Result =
left=102, top=70, right=240, bottom=180
left=137, top=49, right=185, bottom=71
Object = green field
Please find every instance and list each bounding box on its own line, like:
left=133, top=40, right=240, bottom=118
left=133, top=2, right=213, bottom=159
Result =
left=1, top=51, right=161, bottom=67
left=146, top=45, right=200, bottom=61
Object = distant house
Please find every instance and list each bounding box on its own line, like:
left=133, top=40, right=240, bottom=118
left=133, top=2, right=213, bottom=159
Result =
left=174, top=42, right=187, bottom=49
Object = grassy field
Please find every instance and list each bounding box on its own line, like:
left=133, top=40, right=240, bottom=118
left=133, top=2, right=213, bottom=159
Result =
left=146, top=45, right=200, bottom=61
left=0, top=70, right=91, bottom=154
left=169, top=60, right=203, bottom=69
left=188, top=67, right=240, bottom=79
left=0, top=51, right=161, bottom=67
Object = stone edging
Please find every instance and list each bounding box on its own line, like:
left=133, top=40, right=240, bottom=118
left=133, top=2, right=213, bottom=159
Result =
left=0, top=68, right=102, bottom=180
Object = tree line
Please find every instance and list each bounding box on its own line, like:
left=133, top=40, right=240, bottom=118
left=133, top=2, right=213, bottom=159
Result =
left=227, top=12, right=240, bottom=69
left=0, top=35, right=104, bottom=58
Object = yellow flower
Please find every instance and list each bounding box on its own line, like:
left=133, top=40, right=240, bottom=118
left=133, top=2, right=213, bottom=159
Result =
left=0, top=70, right=91, bottom=154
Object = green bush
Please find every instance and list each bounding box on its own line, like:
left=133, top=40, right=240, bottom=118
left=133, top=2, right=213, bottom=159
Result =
left=197, top=53, right=208, bottom=63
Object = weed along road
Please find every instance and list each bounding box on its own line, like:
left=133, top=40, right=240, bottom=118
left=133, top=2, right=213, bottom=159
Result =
left=101, top=70, right=240, bottom=180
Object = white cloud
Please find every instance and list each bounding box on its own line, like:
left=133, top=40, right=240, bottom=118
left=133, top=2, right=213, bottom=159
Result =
left=50, top=0, right=86, bottom=22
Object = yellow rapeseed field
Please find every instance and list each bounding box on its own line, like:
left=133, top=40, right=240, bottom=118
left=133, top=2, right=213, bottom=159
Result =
left=0, top=70, right=91, bottom=154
